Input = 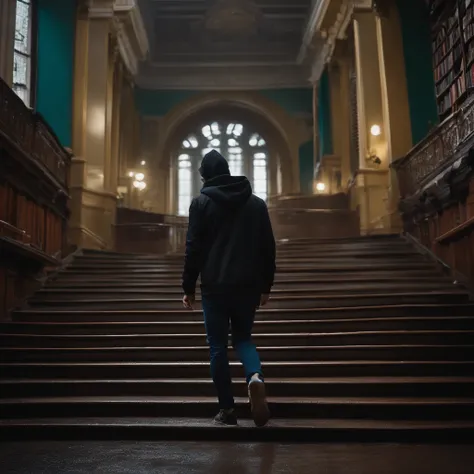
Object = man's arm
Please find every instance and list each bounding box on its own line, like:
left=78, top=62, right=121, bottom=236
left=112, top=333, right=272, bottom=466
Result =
left=260, top=203, right=276, bottom=294
left=182, top=198, right=204, bottom=296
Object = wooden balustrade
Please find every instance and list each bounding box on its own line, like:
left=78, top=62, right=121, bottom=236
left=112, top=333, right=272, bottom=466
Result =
left=269, top=208, right=360, bottom=241
left=115, top=208, right=187, bottom=255
left=393, top=96, right=474, bottom=200
left=0, top=77, right=70, bottom=319
left=393, top=94, right=474, bottom=283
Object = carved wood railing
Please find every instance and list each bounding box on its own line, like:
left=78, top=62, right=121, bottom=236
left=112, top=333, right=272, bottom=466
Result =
left=392, top=96, right=474, bottom=199
left=393, top=95, right=474, bottom=283
left=0, top=77, right=71, bottom=319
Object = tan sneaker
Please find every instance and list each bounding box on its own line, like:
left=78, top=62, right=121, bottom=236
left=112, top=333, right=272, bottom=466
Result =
left=248, top=376, right=270, bottom=427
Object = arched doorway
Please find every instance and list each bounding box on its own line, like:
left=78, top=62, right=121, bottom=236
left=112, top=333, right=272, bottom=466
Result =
left=176, top=120, right=270, bottom=216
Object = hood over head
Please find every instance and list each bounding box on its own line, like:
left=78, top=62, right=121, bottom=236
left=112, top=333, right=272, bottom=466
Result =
left=200, top=150, right=252, bottom=208
left=199, top=149, right=230, bottom=181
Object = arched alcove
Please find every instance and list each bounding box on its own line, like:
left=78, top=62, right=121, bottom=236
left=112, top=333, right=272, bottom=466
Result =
left=162, top=103, right=292, bottom=214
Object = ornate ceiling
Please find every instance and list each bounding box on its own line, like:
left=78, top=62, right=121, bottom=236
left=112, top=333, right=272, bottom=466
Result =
left=136, top=0, right=314, bottom=90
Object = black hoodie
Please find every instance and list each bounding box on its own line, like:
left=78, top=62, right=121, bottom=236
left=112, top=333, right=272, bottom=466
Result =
left=182, top=150, right=276, bottom=296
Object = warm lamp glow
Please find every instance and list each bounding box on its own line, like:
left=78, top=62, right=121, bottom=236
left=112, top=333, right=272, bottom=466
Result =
left=135, top=173, right=145, bottom=182
left=133, top=180, right=146, bottom=190
left=370, top=124, right=381, bottom=136
left=128, top=171, right=134, bottom=177
left=141, top=160, right=146, bottom=165
left=316, top=182, right=326, bottom=192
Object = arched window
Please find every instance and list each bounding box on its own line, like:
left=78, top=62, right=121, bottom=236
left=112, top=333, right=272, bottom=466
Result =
left=177, top=121, right=268, bottom=216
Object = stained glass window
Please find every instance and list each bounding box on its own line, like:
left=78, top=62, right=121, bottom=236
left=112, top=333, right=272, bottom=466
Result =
left=177, top=122, right=268, bottom=216
left=13, top=0, right=32, bottom=106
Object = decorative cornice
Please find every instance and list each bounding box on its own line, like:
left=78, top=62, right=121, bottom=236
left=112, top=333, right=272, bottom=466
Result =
left=303, top=0, right=355, bottom=83
left=136, top=63, right=311, bottom=90
left=86, top=0, right=115, bottom=19
left=112, top=0, right=149, bottom=76
left=298, top=0, right=332, bottom=64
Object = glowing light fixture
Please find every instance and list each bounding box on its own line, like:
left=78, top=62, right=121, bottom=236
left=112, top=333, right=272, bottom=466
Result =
left=135, top=173, right=145, bottom=182
left=370, top=124, right=381, bottom=137
left=141, top=160, right=146, bottom=165
left=128, top=171, right=134, bottom=177
left=133, top=181, right=147, bottom=190
left=316, top=182, right=326, bottom=192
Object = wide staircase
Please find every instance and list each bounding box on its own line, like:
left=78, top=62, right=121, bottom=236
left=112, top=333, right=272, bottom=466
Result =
left=1, top=235, right=474, bottom=441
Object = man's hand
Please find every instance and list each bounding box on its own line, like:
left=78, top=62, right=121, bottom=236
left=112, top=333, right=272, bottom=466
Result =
left=259, top=294, right=270, bottom=308
left=183, top=294, right=196, bottom=310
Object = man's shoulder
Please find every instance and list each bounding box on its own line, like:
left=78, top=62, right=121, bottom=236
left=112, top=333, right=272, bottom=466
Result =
left=248, top=194, right=268, bottom=209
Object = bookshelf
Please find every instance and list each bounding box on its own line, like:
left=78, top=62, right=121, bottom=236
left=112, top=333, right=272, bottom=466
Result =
left=430, top=0, right=474, bottom=119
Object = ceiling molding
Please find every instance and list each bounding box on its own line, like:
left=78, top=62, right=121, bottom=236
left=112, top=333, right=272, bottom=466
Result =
left=305, top=0, right=355, bottom=83
left=298, top=0, right=331, bottom=64
left=86, top=0, right=115, bottom=18
left=113, top=0, right=149, bottom=76
left=136, top=63, right=311, bottom=90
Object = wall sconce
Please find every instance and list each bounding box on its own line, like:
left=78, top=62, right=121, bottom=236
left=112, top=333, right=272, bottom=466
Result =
left=316, top=182, right=326, bottom=192
left=370, top=124, right=382, bottom=137
left=366, top=149, right=382, bottom=167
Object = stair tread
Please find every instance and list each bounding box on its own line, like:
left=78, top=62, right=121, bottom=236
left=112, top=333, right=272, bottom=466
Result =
left=28, top=291, right=470, bottom=303
left=3, top=396, right=474, bottom=404
left=15, top=302, right=474, bottom=314
left=2, top=417, right=474, bottom=430
left=3, top=376, right=474, bottom=384
left=2, top=329, right=474, bottom=338
left=4, top=316, right=474, bottom=326
left=3, top=344, right=473, bottom=351
left=3, top=360, right=473, bottom=367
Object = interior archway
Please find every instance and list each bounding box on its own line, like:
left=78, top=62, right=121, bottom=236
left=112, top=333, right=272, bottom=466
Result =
left=164, top=104, right=290, bottom=215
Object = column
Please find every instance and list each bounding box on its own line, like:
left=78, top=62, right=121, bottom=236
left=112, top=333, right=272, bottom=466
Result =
left=353, top=12, right=386, bottom=169
left=376, top=3, right=414, bottom=231
left=108, top=57, right=123, bottom=194
left=312, top=82, right=319, bottom=189
left=352, top=12, right=389, bottom=233
left=69, top=0, right=117, bottom=249
left=0, top=0, right=16, bottom=86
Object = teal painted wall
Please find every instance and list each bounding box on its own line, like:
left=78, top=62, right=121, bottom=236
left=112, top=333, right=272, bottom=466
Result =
left=397, top=0, right=438, bottom=144
left=317, top=67, right=333, bottom=159
left=134, top=88, right=313, bottom=117
left=36, top=0, right=75, bottom=147
left=299, top=140, right=314, bottom=194
left=259, top=88, right=313, bottom=115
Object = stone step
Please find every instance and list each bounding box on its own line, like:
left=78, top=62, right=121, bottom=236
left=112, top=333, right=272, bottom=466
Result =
left=4, top=316, right=473, bottom=335
left=2, top=360, right=473, bottom=379
left=70, top=254, right=427, bottom=267
left=2, top=330, right=474, bottom=348
left=2, top=396, right=474, bottom=421
left=25, top=292, right=471, bottom=311
left=35, top=282, right=463, bottom=299
left=2, top=417, right=473, bottom=442
left=45, top=275, right=455, bottom=289
left=47, top=270, right=448, bottom=283
left=74, top=248, right=422, bottom=263
left=2, top=344, right=473, bottom=363
left=13, top=303, right=474, bottom=322
left=1, top=377, right=473, bottom=399
left=61, top=261, right=437, bottom=274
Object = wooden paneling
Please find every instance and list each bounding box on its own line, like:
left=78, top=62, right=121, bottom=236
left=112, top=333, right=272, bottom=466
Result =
left=0, top=77, right=70, bottom=319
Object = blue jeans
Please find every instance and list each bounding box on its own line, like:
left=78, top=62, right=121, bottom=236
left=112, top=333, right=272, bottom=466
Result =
left=202, top=292, right=263, bottom=410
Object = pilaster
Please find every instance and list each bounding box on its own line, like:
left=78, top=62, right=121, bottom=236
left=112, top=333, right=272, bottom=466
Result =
left=353, top=11, right=386, bottom=170
left=375, top=2, right=413, bottom=232
left=0, top=0, right=16, bottom=86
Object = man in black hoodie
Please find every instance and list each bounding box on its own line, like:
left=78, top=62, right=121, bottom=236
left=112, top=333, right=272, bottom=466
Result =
left=182, top=149, right=276, bottom=427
